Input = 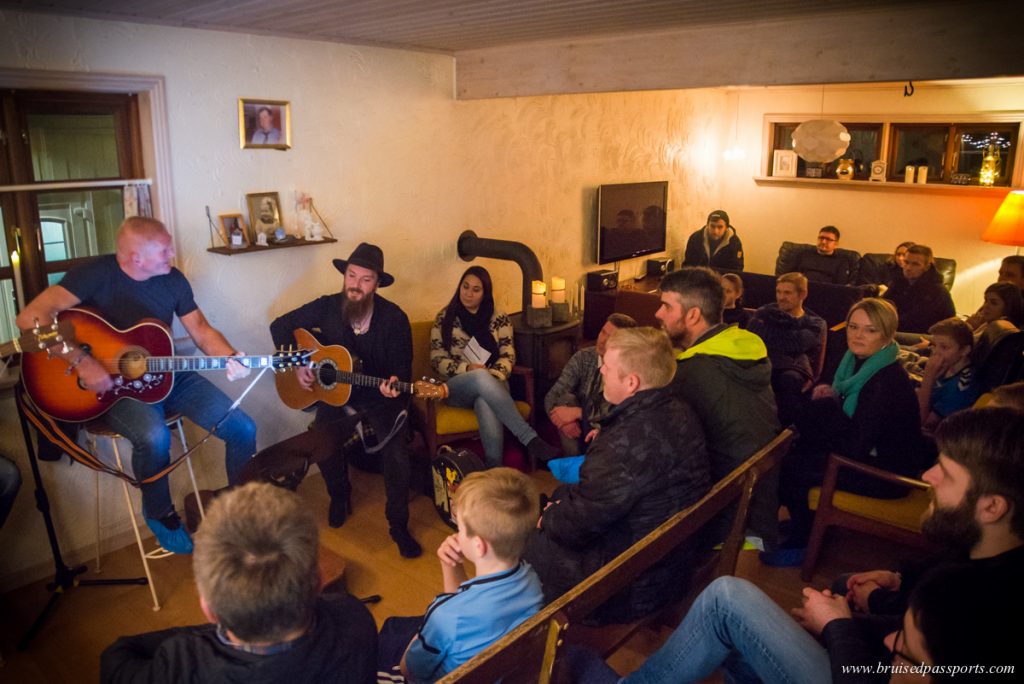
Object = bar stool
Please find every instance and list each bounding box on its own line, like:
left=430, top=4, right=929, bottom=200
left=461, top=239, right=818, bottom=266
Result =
left=84, top=413, right=205, bottom=611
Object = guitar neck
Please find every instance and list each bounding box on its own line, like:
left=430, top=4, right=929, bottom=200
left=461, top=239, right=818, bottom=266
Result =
left=333, top=370, right=413, bottom=394
left=146, top=355, right=276, bottom=372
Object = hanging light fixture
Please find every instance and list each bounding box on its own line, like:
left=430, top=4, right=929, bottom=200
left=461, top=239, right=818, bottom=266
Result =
left=792, top=119, right=851, bottom=163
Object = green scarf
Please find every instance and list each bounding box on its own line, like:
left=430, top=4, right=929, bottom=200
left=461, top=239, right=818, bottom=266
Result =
left=831, top=342, right=899, bottom=417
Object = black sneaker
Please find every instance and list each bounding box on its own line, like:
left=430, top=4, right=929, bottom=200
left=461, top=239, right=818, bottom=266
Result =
left=389, top=527, right=422, bottom=558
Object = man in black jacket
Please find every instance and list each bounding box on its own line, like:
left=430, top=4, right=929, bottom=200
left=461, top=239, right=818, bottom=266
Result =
left=524, top=327, right=711, bottom=622
left=839, top=406, right=1024, bottom=615
left=657, top=267, right=781, bottom=549
left=682, top=209, right=744, bottom=271
left=270, top=243, right=421, bottom=558
left=790, top=225, right=857, bottom=285
left=883, top=244, right=955, bottom=334
left=747, top=272, right=826, bottom=425
left=101, top=483, right=378, bottom=684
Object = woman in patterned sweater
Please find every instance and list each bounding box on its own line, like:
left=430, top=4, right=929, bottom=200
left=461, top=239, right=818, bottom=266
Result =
left=431, top=266, right=558, bottom=467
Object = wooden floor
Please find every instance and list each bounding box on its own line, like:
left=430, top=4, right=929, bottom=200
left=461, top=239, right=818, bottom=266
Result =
left=0, top=465, right=915, bottom=682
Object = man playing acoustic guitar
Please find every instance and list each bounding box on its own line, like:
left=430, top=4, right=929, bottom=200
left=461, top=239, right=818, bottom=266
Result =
left=270, top=242, right=422, bottom=558
left=16, top=217, right=256, bottom=554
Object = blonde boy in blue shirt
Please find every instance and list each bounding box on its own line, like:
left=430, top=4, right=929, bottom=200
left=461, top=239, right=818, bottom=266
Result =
left=387, top=468, right=544, bottom=682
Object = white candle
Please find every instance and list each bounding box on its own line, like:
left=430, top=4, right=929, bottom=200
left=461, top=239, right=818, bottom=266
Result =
left=904, top=166, right=915, bottom=184
left=916, top=166, right=928, bottom=184
left=11, top=250, right=25, bottom=310
left=551, top=276, right=566, bottom=303
left=531, top=280, right=547, bottom=309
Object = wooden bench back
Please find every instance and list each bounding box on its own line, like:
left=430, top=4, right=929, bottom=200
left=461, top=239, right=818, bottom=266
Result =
left=437, top=428, right=795, bottom=683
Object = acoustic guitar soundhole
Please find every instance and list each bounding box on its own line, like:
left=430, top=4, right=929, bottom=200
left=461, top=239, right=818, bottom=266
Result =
left=119, top=347, right=149, bottom=380
left=317, top=360, right=337, bottom=388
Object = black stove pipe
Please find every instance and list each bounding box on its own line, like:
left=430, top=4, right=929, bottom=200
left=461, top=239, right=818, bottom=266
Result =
left=457, top=230, right=543, bottom=313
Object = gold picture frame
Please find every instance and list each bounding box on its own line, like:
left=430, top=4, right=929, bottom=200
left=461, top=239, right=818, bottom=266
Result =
left=218, top=213, right=249, bottom=247
left=246, top=191, right=283, bottom=243
left=239, top=98, right=291, bottom=150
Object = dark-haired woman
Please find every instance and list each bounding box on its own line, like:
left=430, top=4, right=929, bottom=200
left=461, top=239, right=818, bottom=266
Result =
left=431, top=267, right=558, bottom=467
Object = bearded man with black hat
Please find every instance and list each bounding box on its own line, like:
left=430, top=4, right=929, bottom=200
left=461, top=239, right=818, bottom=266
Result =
left=682, top=209, right=744, bottom=271
left=270, top=243, right=421, bottom=558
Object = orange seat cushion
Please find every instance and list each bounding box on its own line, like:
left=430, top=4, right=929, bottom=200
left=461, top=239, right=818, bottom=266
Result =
left=808, top=487, right=931, bottom=533
left=434, top=401, right=532, bottom=436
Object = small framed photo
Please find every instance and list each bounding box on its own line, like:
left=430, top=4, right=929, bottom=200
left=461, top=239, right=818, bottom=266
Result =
left=246, top=191, right=283, bottom=242
left=239, top=99, right=291, bottom=150
left=218, top=213, right=248, bottom=247
left=773, top=149, right=798, bottom=178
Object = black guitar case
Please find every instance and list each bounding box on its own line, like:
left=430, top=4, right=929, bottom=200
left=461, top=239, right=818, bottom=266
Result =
left=431, top=446, right=485, bottom=529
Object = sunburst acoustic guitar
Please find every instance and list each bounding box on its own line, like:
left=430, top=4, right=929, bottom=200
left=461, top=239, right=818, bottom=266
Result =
left=21, top=307, right=311, bottom=422
left=1, top=317, right=76, bottom=359
left=274, top=328, right=448, bottom=410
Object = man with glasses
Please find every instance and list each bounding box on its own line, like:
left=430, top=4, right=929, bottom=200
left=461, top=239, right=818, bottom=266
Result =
left=791, top=225, right=857, bottom=285
left=596, top=406, right=1023, bottom=683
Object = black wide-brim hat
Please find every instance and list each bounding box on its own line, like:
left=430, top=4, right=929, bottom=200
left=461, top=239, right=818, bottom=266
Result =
left=332, top=242, right=394, bottom=287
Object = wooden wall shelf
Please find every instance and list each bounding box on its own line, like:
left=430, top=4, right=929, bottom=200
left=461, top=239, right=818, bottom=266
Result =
left=753, top=176, right=1013, bottom=197
left=207, top=237, right=337, bottom=255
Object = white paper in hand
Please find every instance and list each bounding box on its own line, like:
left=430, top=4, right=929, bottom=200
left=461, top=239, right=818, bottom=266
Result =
left=463, top=337, right=492, bottom=367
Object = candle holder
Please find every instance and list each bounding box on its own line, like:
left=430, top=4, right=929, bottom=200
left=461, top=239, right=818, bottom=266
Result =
left=551, top=302, right=570, bottom=324
left=525, top=305, right=553, bottom=328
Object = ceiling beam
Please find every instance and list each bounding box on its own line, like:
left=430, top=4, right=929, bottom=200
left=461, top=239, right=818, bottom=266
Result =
left=454, top=1, right=1024, bottom=99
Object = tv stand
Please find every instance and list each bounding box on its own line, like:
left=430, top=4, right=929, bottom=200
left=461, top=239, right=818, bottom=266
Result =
left=583, top=275, right=664, bottom=338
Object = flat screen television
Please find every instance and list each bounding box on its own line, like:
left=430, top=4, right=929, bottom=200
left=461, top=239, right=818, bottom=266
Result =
left=596, top=181, right=668, bottom=265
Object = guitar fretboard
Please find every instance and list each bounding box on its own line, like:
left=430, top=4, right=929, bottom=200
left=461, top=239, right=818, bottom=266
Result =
left=146, top=356, right=275, bottom=372
left=333, top=370, right=413, bottom=394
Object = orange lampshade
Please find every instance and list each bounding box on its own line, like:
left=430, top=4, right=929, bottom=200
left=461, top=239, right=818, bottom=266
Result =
left=982, top=190, right=1024, bottom=246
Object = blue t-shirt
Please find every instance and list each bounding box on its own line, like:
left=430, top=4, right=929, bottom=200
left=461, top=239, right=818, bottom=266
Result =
left=930, top=365, right=981, bottom=418
left=404, top=561, right=544, bottom=682
left=59, top=255, right=197, bottom=329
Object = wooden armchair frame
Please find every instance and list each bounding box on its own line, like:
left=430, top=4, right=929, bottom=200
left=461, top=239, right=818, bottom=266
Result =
left=801, top=453, right=932, bottom=582
left=417, top=365, right=536, bottom=459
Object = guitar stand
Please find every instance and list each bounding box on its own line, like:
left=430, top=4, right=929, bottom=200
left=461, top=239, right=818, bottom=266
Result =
left=15, top=392, right=148, bottom=652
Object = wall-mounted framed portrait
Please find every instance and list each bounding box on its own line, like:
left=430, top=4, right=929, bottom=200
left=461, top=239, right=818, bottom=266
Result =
left=239, top=99, right=291, bottom=150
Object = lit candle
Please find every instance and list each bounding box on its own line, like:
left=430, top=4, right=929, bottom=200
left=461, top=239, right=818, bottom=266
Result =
left=11, top=250, right=25, bottom=310
left=550, top=276, right=566, bottom=303
left=531, top=280, right=547, bottom=309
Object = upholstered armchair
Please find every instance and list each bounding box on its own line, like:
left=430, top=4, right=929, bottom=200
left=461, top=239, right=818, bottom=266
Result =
left=408, top=320, right=535, bottom=460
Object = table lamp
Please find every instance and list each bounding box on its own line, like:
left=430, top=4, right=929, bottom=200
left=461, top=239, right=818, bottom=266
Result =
left=981, top=190, right=1024, bottom=255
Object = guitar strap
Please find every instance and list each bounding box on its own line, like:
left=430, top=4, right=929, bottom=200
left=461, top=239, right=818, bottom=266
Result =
left=328, top=400, right=408, bottom=455
left=16, top=365, right=271, bottom=486
left=357, top=408, right=407, bottom=454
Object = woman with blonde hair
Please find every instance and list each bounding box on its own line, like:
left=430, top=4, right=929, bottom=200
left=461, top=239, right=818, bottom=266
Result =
left=763, top=298, right=927, bottom=566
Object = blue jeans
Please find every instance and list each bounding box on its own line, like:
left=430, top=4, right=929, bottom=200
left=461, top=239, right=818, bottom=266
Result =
left=624, top=577, right=829, bottom=684
left=445, top=369, right=537, bottom=467
left=102, top=371, right=257, bottom=519
left=0, top=454, right=21, bottom=528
